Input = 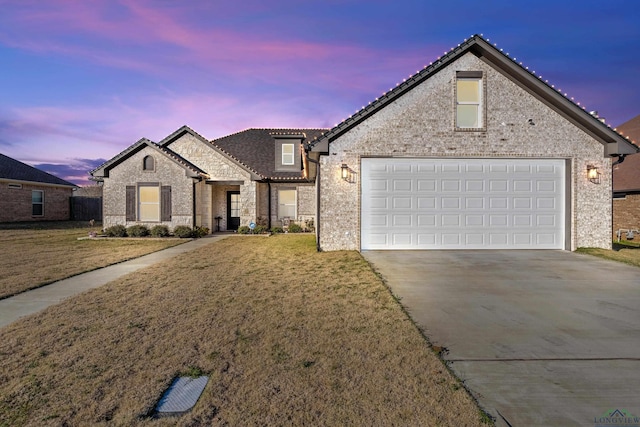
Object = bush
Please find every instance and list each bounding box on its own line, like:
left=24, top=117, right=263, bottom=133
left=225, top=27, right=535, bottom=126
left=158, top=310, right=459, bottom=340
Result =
left=253, top=225, right=268, bottom=234
left=237, top=226, right=250, bottom=234
left=126, top=224, right=149, bottom=237
left=173, top=225, right=194, bottom=238
left=104, top=224, right=127, bottom=237
left=150, top=225, right=170, bottom=237
left=193, top=226, right=209, bottom=238
left=288, top=223, right=303, bottom=233
left=270, top=226, right=284, bottom=234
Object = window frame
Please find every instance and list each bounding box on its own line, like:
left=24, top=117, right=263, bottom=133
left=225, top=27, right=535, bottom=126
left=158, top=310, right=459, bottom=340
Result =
left=138, top=184, right=160, bottom=222
left=32, top=190, right=44, bottom=217
left=281, top=143, right=295, bottom=166
left=278, top=189, right=297, bottom=220
left=455, top=71, right=485, bottom=131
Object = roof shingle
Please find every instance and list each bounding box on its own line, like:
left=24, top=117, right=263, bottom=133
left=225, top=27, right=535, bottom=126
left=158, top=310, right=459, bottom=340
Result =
left=0, top=153, right=75, bottom=187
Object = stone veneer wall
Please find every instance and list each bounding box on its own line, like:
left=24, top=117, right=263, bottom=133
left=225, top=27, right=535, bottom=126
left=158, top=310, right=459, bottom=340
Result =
left=319, top=52, right=611, bottom=251
left=613, top=194, right=640, bottom=238
left=269, top=182, right=316, bottom=226
left=167, top=134, right=257, bottom=229
left=0, top=181, right=72, bottom=222
left=102, top=146, right=194, bottom=229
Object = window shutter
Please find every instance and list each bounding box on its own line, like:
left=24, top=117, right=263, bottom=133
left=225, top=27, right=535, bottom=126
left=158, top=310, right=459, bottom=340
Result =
left=161, top=186, right=171, bottom=221
left=126, top=186, right=136, bottom=221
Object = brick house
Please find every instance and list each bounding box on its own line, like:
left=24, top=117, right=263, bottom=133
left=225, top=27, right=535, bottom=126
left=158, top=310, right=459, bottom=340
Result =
left=91, top=126, right=325, bottom=232
left=0, top=153, right=76, bottom=222
left=309, top=34, right=637, bottom=251
left=612, top=114, right=640, bottom=237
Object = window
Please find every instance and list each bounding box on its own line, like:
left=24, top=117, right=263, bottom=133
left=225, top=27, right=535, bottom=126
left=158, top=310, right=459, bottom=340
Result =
left=127, top=185, right=171, bottom=222
left=278, top=189, right=296, bottom=219
left=138, top=185, right=160, bottom=221
left=456, top=71, right=483, bottom=129
left=282, top=143, right=295, bottom=165
left=143, top=155, right=155, bottom=171
left=32, top=190, right=44, bottom=216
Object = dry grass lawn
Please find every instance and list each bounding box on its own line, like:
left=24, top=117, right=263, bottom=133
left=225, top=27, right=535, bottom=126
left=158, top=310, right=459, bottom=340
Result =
left=577, top=245, right=640, bottom=268
left=0, top=222, right=184, bottom=299
left=0, top=235, right=488, bottom=426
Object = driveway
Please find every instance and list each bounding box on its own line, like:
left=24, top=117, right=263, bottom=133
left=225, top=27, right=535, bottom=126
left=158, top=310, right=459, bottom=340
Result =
left=362, top=250, right=640, bottom=426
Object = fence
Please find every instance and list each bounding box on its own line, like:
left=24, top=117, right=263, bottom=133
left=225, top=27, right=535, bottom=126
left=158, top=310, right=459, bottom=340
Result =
left=70, top=197, right=102, bottom=221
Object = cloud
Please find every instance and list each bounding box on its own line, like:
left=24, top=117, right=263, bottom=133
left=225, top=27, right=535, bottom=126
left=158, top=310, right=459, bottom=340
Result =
left=31, top=158, right=107, bottom=186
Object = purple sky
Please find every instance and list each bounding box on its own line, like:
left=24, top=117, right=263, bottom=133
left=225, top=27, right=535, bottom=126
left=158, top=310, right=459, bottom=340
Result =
left=1, top=0, right=639, bottom=185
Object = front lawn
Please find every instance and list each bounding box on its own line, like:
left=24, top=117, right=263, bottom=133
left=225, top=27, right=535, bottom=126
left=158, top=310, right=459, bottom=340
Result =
left=0, top=235, right=487, bottom=426
left=577, top=243, right=640, bottom=268
left=0, top=222, right=184, bottom=299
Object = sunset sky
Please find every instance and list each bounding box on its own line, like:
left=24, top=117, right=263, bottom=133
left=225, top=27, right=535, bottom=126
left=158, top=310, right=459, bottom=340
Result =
left=1, top=0, right=639, bottom=185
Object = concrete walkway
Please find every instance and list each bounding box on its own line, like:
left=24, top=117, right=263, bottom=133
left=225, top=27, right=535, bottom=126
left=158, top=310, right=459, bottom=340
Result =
left=0, top=235, right=230, bottom=329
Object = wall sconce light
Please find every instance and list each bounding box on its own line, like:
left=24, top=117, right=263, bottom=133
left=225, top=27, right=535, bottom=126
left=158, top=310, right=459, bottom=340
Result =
left=587, top=165, right=601, bottom=184
left=341, top=163, right=355, bottom=183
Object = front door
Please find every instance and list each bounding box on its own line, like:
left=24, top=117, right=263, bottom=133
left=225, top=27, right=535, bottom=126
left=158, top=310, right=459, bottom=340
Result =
left=227, top=191, right=240, bottom=231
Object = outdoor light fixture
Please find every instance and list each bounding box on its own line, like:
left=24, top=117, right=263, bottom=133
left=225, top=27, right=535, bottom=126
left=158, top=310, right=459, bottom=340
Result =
left=587, top=165, right=601, bottom=184
left=341, top=163, right=354, bottom=183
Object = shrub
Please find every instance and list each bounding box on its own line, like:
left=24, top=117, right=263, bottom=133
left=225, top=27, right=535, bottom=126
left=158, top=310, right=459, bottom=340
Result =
left=237, top=226, right=250, bottom=234
left=126, top=224, right=149, bottom=237
left=104, top=224, right=127, bottom=237
left=150, top=225, right=170, bottom=237
left=193, top=226, right=210, bottom=238
left=253, top=225, right=268, bottom=234
left=288, top=223, right=303, bottom=233
left=173, top=225, right=194, bottom=238
left=304, top=218, right=315, bottom=232
left=270, top=226, right=284, bottom=234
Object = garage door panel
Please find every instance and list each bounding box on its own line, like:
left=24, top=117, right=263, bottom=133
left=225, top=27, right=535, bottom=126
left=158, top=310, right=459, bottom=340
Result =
left=361, top=158, right=565, bottom=250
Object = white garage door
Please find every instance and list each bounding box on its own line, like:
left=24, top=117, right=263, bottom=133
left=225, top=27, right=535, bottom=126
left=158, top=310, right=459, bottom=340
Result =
left=361, top=158, right=565, bottom=250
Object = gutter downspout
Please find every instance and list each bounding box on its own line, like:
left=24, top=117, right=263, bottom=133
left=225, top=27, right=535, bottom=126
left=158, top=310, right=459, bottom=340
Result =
left=304, top=148, right=321, bottom=252
left=612, top=154, right=627, bottom=167
left=267, top=180, right=272, bottom=230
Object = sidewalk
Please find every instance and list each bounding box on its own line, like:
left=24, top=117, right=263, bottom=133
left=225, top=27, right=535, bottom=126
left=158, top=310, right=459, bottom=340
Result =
left=0, top=235, right=230, bottom=329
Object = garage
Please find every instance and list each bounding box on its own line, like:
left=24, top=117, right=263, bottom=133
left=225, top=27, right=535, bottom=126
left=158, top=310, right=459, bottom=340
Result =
left=361, top=158, right=566, bottom=250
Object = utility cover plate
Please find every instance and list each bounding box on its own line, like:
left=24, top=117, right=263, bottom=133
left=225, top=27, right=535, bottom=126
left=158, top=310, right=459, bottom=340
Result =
left=155, top=376, right=209, bottom=415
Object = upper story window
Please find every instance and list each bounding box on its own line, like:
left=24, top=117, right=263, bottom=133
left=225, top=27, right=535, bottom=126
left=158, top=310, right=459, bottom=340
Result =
left=143, top=155, right=155, bottom=171
left=455, top=71, right=484, bottom=129
left=282, top=143, right=295, bottom=165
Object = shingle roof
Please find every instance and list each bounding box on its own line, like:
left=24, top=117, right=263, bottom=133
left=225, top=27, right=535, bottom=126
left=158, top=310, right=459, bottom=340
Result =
left=90, top=138, right=207, bottom=179
left=0, top=153, right=76, bottom=187
left=613, top=114, right=640, bottom=192
left=310, top=34, right=638, bottom=157
left=211, top=128, right=327, bottom=180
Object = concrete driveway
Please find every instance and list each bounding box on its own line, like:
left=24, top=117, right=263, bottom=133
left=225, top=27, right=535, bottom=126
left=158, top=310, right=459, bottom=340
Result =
left=362, top=250, right=640, bottom=426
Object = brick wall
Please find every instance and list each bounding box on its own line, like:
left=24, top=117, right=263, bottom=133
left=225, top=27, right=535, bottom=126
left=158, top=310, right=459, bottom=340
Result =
left=0, top=182, right=72, bottom=222
left=613, top=194, right=640, bottom=237
left=319, top=52, right=611, bottom=251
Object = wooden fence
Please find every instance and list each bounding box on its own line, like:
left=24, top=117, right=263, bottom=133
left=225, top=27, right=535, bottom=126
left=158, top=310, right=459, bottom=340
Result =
left=70, top=197, right=102, bottom=221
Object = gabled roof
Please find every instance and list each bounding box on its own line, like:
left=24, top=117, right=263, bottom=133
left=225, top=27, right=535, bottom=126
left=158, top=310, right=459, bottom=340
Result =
left=90, top=137, right=207, bottom=179
left=211, top=128, right=326, bottom=180
left=613, top=114, right=640, bottom=193
left=310, top=34, right=638, bottom=157
left=0, top=153, right=76, bottom=187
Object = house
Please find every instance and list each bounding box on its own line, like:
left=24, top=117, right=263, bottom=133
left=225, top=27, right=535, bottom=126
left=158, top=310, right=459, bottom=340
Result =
left=0, top=153, right=76, bottom=222
left=309, top=34, right=638, bottom=251
left=612, top=114, right=640, bottom=237
left=90, top=126, right=325, bottom=232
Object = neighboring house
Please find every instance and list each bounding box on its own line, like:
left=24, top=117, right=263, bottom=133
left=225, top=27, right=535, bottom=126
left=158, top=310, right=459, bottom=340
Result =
left=0, top=153, right=76, bottom=222
left=91, top=127, right=325, bottom=232
left=309, top=34, right=638, bottom=251
left=612, top=113, right=640, bottom=236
